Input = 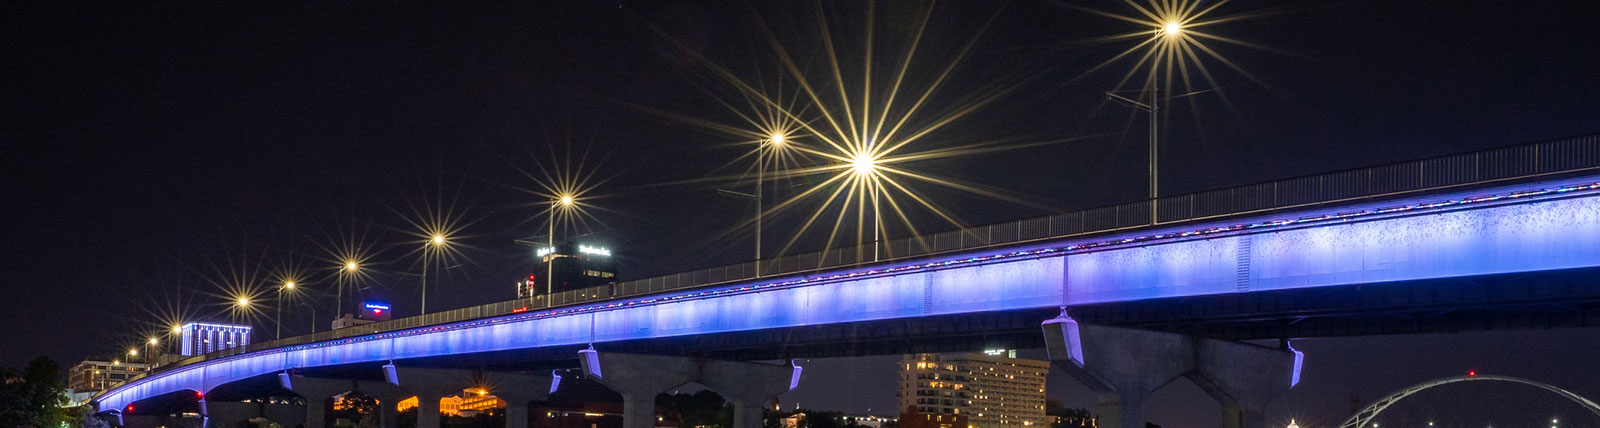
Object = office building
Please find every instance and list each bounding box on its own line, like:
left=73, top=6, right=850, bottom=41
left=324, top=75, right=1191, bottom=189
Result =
left=519, top=241, right=618, bottom=298
left=68, top=359, right=152, bottom=392
left=179, top=322, right=252, bottom=356
left=332, top=300, right=392, bottom=330
left=898, top=351, right=1050, bottom=428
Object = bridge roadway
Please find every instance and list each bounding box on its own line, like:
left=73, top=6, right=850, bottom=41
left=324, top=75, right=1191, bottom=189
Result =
left=94, top=174, right=1600, bottom=428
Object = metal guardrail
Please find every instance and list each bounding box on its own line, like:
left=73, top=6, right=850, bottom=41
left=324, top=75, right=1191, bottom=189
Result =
left=110, top=133, right=1600, bottom=392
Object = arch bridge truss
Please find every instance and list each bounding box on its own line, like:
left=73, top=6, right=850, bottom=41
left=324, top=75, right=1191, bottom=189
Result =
left=1340, top=374, right=1600, bottom=428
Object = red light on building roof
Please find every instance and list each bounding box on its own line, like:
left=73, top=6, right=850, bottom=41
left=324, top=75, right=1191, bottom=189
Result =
left=1468, top=370, right=1477, bottom=376
left=126, top=405, right=134, bottom=412
left=195, top=391, right=204, bottom=398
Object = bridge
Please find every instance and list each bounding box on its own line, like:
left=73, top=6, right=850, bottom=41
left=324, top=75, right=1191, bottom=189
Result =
left=93, top=135, right=1600, bottom=428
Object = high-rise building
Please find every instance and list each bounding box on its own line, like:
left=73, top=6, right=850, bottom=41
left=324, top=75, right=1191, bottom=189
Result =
left=519, top=241, right=618, bottom=298
left=898, top=352, right=1050, bottom=428
left=179, top=322, right=252, bottom=356
left=67, top=359, right=152, bottom=392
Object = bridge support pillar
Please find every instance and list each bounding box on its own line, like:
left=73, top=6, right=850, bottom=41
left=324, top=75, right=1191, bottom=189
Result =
left=120, top=414, right=167, bottom=428
left=202, top=400, right=256, bottom=428
left=582, top=350, right=801, bottom=428
left=1044, top=312, right=1301, bottom=428
left=479, top=372, right=555, bottom=428
left=285, top=377, right=351, bottom=428
left=1191, top=338, right=1302, bottom=428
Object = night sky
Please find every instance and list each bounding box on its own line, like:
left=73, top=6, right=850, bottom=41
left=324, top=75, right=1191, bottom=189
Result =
left=5, top=1, right=1600, bottom=426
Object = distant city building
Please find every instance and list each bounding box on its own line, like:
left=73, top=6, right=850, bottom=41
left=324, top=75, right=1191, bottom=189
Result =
left=330, top=314, right=375, bottom=330
left=179, top=322, right=252, bottom=356
left=843, top=414, right=899, bottom=428
left=329, top=300, right=393, bottom=330
left=898, top=351, right=1050, bottom=428
left=67, top=359, right=151, bottom=392
left=396, top=395, right=464, bottom=417
left=519, top=241, right=617, bottom=298
left=899, top=406, right=969, bottom=428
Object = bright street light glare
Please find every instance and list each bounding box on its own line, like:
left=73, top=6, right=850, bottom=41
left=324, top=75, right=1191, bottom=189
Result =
left=284, top=281, right=296, bottom=289
left=1162, top=21, right=1182, bottom=36
left=849, top=153, right=877, bottom=176
left=345, top=261, right=359, bottom=271
left=559, top=195, right=574, bottom=206
left=770, top=133, right=786, bottom=146
left=148, top=337, right=158, bottom=345
left=431, top=234, right=445, bottom=245
left=128, top=349, right=138, bottom=356
left=171, top=325, right=182, bottom=334
left=236, top=297, right=250, bottom=307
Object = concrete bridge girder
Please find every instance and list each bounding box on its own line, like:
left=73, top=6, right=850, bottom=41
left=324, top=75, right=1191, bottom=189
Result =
left=581, top=351, right=801, bottom=428
left=1044, top=313, right=1301, bottom=428
left=201, top=400, right=305, bottom=428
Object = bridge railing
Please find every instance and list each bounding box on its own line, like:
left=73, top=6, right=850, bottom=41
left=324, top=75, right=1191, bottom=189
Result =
left=108, top=133, right=1600, bottom=394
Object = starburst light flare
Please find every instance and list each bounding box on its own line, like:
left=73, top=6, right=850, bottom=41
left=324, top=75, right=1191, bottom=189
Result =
left=646, top=2, right=1090, bottom=265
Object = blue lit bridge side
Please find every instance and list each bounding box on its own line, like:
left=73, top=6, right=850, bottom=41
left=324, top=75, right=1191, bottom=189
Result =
left=93, top=173, right=1600, bottom=417
left=91, top=135, right=1600, bottom=428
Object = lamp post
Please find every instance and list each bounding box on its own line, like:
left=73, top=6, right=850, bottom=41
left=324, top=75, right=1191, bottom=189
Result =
left=848, top=153, right=881, bottom=261
left=421, top=234, right=445, bottom=314
left=546, top=196, right=574, bottom=305
left=337, top=261, right=358, bottom=320
left=1106, top=21, right=1182, bottom=224
left=757, top=133, right=785, bottom=276
left=1106, top=86, right=1158, bottom=223
left=299, top=301, right=318, bottom=335
left=276, top=281, right=295, bottom=339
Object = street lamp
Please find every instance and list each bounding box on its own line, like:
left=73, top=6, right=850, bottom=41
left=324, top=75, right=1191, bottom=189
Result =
left=545, top=195, right=575, bottom=304
left=1106, top=88, right=1159, bottom=223
left=1161, top=21, right=1183, bottom=37
left=755, top=133, right=786, bottom=276
left=276, top=281, right=295, bottom=340
left=847, top=152, right=883, bottom=261
left=420, top=234, right=446, bottom=314
left=336, top=261, right=359, bottom=321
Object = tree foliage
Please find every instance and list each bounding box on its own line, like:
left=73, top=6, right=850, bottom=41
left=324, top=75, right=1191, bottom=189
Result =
left=0, top=357, right=70, bottom=428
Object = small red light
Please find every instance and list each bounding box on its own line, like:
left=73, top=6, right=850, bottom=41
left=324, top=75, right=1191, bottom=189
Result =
left=1468, top=370, right=1477, bottom=376
left=195, top=391, right=204, bottom=398
left=126, top=405, right=135, bottom=412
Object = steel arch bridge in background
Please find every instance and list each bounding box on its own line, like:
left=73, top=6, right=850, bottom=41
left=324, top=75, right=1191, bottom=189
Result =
left=1340, top=374, right=1600, bottom=428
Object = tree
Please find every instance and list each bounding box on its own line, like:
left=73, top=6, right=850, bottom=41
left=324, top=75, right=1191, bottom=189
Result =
left=332, top=392, right=378, bottom=428
left=0, top=357, right=70, bottom=428
left=658, top=391, right=732, bottom=428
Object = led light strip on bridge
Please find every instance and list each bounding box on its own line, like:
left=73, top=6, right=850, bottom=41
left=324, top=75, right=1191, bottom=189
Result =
left=129, top=181, right=1600, bottom=377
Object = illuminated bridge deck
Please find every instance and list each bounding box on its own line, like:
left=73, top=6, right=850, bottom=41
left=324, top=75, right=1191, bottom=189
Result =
left=94, top=135, right=1600, bottom=413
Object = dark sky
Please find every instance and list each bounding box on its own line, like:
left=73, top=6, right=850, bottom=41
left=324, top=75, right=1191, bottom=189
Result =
left=4, top=1, right=1600, bottom=425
